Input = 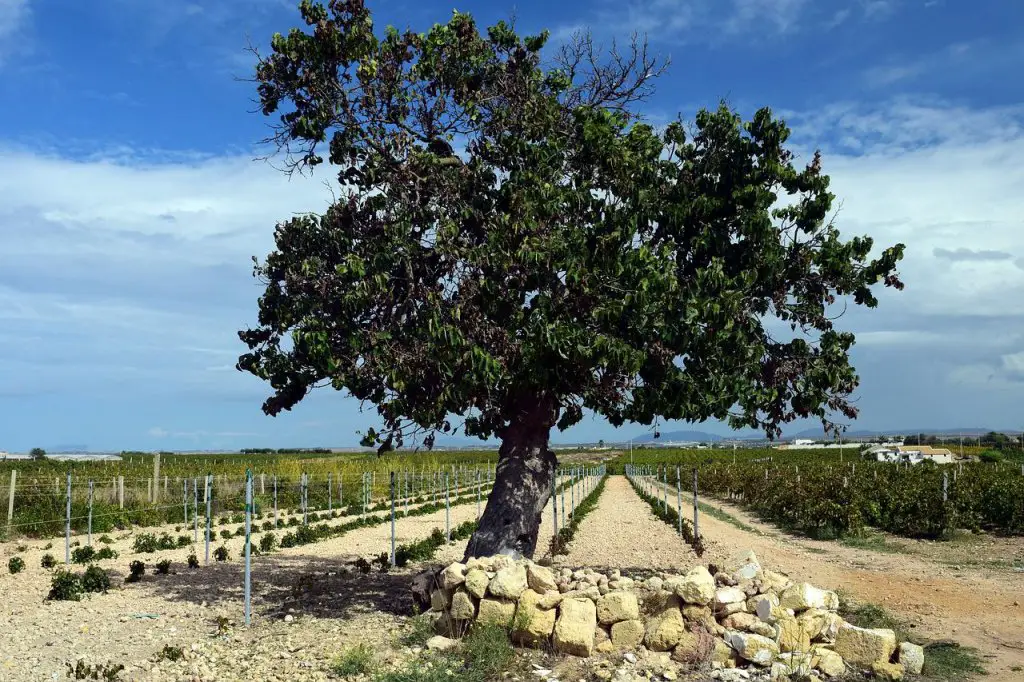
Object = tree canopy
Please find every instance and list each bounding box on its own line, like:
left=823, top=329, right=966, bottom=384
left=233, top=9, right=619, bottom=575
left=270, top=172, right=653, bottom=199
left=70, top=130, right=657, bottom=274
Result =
left=237, top=0, right=905, bottom=451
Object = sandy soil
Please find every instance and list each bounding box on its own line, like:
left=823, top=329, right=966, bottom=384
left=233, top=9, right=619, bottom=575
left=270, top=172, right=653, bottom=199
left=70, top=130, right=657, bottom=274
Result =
left=646, top=478, right=1024, bottom=681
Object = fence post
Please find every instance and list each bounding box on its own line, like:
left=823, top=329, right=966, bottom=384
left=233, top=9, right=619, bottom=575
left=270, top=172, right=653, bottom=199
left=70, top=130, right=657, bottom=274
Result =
left=445, top=472, right=451, bottom=543
left=153, top=453, right=161, bottom=503
left=692, top=468, right=700, bottom=542
left=302, top=472, right=308, bottom=525
left=119, top=476, right=124, bottom=509
left=183, top=479, right=189, bottom=526
left=65, top=473, right=72, bottom=565
left=87, top=480, right=94, bottom=547
left=328, top=472, right=333, bottom=513
left=560, top=476, right=566, bottom=528
left=244, top=469, right=253, bottom=628
left=273, top=475, right=278, bottom=526
left=7, top=470, right=15, bottom=535
left=476, top=470, right=482, bottom=519
left=193, top=478, right=199, bottom=543
left=551, top=473, right=559, bottom=550
left=390, top=472, right=396, bottom=567
left=205, top=474, right=212, bottom=565
left=942, top=472, right=948, bottom=504
left=676, top=466, right=683, bottom=537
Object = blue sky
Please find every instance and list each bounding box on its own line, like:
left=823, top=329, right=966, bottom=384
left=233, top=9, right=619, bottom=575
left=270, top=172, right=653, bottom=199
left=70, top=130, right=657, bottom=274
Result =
left=1, top=0, right=1023, bottom=452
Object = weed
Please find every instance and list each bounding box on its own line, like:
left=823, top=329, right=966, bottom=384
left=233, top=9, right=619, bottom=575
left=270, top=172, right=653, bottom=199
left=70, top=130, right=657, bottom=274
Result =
left=922, top=642, right=986, bottom=680
left=213, top=545, right=230, bottom=562
left=176, top=535, right=191, bottom=548
left=43, top=541, right=53, bottom=549
left=261, top=520, right=273, bottom=531
left=187, top=552, right=199, bottom=569
left=155, top=559, right=172, bottom=575
left=233, top=526, right=245, bottom=537
left=66, top=659, right=125, bottom=680
left=378, top=624, right=515, bottom=682
left=219, top=529, right=232, bottom=540
left=16, top=543, right=27, bottom=552
left=330, top=643, right=375, bottom=676
left=837, top=596, right=912, bottom=642
left=126, top=560, right=145, bottom=583
left=98, top=535, right=113, bottom=544
left=48, top=569, right=84, bottom=601
left=8, top=556, right=25, bottom=574
left=215, top=615, right=231, bottom=634
left=72, top=546, right=97, bottom=564
left=155, top=645, right=184, bottom=662
left=40, top=553, right=57, bottom=569
left=81, top=565, right=111, bottom=593
left=399, top=614, right=436, bottom=648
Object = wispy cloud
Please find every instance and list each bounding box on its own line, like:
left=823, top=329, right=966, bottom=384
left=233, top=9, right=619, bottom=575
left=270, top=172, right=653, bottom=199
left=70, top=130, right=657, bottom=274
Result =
left=0, top=0, right=30, bottom=65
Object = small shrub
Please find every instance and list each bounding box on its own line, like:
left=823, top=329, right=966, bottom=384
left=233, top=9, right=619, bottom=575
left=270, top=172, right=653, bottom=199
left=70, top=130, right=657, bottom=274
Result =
left=8, top=556, right=25, bottom=574
left=81, top=565, right=111, bottom=593
left=231, top=513, right=244, bottom=524
left=126, top=560, right=145, bottom=583
left=133, top=533, right=158, bottom=553
left=41, top=553, right=58, bottom=569
left=95, top=547, right=118, bottom=561
left=155, top=559, right=172, bottom=575
left=259, top=533, right=277, bottom=553
left=43, top=541, right=53, bottom=550
left=187, top=552, right=199, bottom=569
left=233, top=526, right=245, bottom=537
left=48, top=569, right=83, bottom=601
left=156, top=534, right=176, bottom=550
left=176, top=535, right=191, bottom=548
left=15, top=543, right=27, bottom=552
left=98, top=535, right=113, bottom=544
left=72, top=546, right=97, bottom=564
left=330, top=644, right=374, bottom=676
left=213, top=546, right=230, bottom=562
left=66, top=660, right=124, bottom=681
left=219, top=529, right=232, bottom=540
left=156, top=645, right=183, bottom=662
left=261, top=520, right=273, bottom=531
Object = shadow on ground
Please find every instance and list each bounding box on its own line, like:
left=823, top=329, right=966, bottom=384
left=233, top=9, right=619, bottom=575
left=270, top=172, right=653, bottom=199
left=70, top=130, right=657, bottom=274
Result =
left=129, top=552, right=420, bottom=622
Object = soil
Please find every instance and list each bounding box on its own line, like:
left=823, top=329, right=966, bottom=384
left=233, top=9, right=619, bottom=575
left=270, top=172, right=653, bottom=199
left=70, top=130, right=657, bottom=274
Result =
left=2, top=472, right=1020, bottom=681
left=649, top=481, right=1024, bottom=681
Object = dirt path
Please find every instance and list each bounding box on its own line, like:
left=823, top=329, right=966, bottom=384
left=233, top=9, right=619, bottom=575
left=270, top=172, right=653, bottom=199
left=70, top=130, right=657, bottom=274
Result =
left=647, top=479, right=1024, bottom=681
left=550, top=476, right=700, bottom=573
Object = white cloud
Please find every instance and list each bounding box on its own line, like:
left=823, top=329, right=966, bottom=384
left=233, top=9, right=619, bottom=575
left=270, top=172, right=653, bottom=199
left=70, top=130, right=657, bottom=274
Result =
left=0, top=0, right=30, bottom=65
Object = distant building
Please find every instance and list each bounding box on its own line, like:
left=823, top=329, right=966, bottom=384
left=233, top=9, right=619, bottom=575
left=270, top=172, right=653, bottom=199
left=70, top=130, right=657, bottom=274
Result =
left=863, top=444, right=959, bottom=465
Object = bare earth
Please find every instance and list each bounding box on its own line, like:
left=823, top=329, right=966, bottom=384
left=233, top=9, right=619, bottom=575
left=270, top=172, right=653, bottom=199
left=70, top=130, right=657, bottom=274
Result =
left=650, top=480, right=1024, bottom=682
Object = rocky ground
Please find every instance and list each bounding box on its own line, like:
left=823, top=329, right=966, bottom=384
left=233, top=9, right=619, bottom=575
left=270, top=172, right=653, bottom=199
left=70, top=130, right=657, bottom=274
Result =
left=0, top=473, right=1019, bottom=681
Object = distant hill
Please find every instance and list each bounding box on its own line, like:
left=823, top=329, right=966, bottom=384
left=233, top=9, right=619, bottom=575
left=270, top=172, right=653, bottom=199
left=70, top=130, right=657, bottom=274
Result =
left=785, top=427, right=1021, bottom=440
left=631, top=430, right=725, bottom=443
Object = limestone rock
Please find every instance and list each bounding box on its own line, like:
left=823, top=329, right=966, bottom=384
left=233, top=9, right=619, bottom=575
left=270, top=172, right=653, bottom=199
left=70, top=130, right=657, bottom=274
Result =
left=646, top=576, right=664, bottom=592
left=872, top=661, right=905, bottom=681
left=465, top=556, right=495, bottom=572
left=449, top=589, right=476, bottom=620
left=812, top=646, right=846, bottom=678
left=670, top=629, right=708, bottom=664
left=644, top=597, right=686, bottom=652
left=440, top=562, right=467, bottom=590
left=725, top=630, right=780, bottom=667
left=527, top=563, right=559, bottom=593
left=715, top=587, right=748, bottom=609
left=596, top=639, right=614, bottom=653
left=597, top=592, right=640, bottom=625
left=681, top=605, right=717, bottom=631
left=488, top=564, right=528, bottom=600
left=464, top=568, right=490, bottom=599
left=759, top=570, right=792, bottom=594
left=725, top=550, right=762, bottom=582
left=553, top=598, right=597, bottom=657
left=898, top=642, right=925, bottom=675
left=711, top=639, right=737, bottom=667
left=779, top=583, right=837, bottom=612
left=833, top=624, right=897, bottom=668
left=512, top=589, right=556, bottom=647
left=430, top=588, right=450, bottom=612
left=776, top=615, right=812, bottom=653
left=676, top=566, right=716, bottom=606
left=477, top=598, right=516, bottom=627
left=755, top=593, right=783, bottom=624
left=426, top=635, right=457, bottom=651
left=817, top=612, right=845, bottom=643
left=538, top=590, right=565, bottom=610
left=796, top=608, right=829, bottom=640
left=610, top=619, right=645, bottom=649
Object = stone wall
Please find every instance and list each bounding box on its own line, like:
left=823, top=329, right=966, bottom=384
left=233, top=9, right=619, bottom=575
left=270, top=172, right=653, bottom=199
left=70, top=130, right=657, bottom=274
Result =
left=415, top=550, right=924, bottom=681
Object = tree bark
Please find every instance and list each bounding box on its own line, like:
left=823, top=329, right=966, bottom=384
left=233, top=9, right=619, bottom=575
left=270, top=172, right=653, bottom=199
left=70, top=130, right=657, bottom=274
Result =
left=463, top=397, right=558, bottom=560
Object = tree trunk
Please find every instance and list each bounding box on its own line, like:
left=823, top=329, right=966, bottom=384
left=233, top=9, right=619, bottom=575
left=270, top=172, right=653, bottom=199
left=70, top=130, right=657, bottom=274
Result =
left=463, top=398, right=558, bottom=560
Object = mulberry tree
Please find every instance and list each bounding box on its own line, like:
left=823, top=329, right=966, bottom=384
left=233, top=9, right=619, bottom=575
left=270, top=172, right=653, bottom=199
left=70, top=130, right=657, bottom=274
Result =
left=237, top=0, right=904, bottom=559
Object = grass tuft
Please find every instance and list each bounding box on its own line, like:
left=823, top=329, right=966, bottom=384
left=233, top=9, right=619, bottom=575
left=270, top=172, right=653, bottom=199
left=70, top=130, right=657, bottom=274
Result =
left=330, top=643, right=375, bottom=677
left=922, top=642, right=986, bottom=680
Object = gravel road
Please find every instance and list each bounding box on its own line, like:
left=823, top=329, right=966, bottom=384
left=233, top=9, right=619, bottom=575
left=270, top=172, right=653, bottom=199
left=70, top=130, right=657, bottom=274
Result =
left=550, top=476, right=700, bottom=573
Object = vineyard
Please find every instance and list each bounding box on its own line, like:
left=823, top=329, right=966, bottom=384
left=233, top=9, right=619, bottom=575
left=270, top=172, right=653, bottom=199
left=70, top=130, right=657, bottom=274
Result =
left=614, top=447, right=1024, bottom=539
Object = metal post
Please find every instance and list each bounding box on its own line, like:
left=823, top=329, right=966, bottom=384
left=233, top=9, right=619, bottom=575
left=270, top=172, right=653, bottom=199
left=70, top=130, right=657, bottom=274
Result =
left=65, top=473, right=72, bottom=565
left=87, top=480, right=94, bottom=546
left=6, top=470, right=14, bottom=534
left=273, top=475, right=278, bottom=526
left=244, top=470, right=252, bottom=627
left=205, top=474, right=212, bottom=565
left=676, top=466, right=683, bottom=537
left=153, top=453, right=160, bottom=503
left=551, top=473, right=559, bottom=546
left=943, top=472, right=948, bottom=504
left=119, top=476, right=124, bottom=509
left=302, top=472, right=308, bottom=525
left=328, top=472, right=332, bottom=512
left=476, top=469, right=481, bottom=519
left=183, top=479, right=189, bottom=526
left=692, top=468, right=700, bottom=542
left=193, top=478, right=199, bottom=543
left=445, top=472, right=451, bottom=543
left=390, top=472, right=396, bottom=567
